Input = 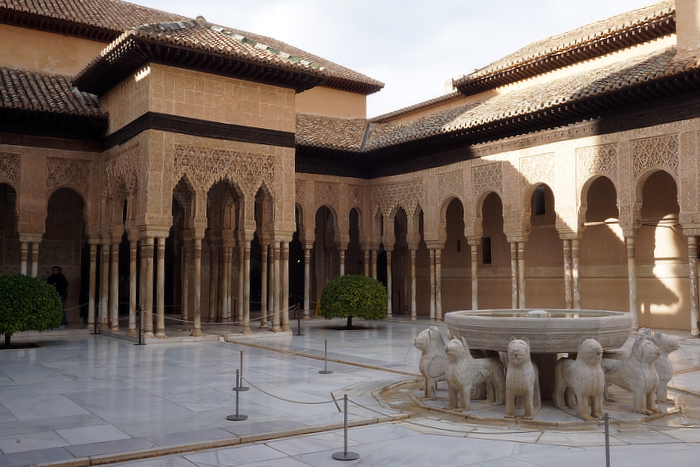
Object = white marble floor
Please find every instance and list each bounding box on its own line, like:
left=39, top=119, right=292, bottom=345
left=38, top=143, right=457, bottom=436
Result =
left=0, top=318, right=699, bottom=467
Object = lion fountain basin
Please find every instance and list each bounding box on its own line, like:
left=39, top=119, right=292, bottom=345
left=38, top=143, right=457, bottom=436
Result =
left=445, top=309, right=633, bottom=399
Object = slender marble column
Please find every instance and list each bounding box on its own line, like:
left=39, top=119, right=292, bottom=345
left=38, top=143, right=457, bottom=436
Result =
left=143, top=237, right=155, bottom=336
left=100, top=241, right=110, bottom=329
left=110, top=241, right=119, bottom=331
left=563, top=239, right=572, bottom=309
left=139, top=241, right=147, bottom=327
left=155, top=237, right=166, bottom=337
left=19, top=242, right=28, bottom=275
left=689, top=237, right=699, bottom=337
left=269, top=244, right=277, bottom=329
left=237, top=246, right=244, bottom=323
left=242, top=243, right=251, bottom=334
left=281, top=241, right=290, bottom=331
left=410, top=248, right=417, bottom=320
left=88, top=242, right=97, bottom=326
left=386, top=249, right=393, bottom=318
left=429, top=249, right=436, bottom=320
left=572, top=238, right=581, bottom=309
left=303, top=246, right=311, bottom=319
left=510, top=242, right=518, bottom=309
left=436, top=248, right=442, bottom=320
left=272, top=242, right=282, bottom=332
left=364, top=249, right=370, bottom=277
left=30, top=242, right=39, bottom=277
left=371, top=249, right=377, bottom=279
left=626, top=235, right=638, bottom=330
left=192, top=238, right=203, bottom=336
left=260, top=244, right=270, bottom=328
left=209, top=245, right=219, bottom=322
left=181, top=244, right=189, bottom=321
left=128, top=240, right=137, bottom=336
left=219, top=246, right=228, bottom=324
left=224, top=246, right=233, bottom=322
left=518, top=242, right=526, bottom=309
left=339, top=247, right=346, bottom=276
left=470, top=241, right=479, bottom=310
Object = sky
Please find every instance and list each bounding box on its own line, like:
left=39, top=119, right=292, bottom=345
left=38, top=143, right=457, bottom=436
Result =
left=135, top=0, right=660, bottom=117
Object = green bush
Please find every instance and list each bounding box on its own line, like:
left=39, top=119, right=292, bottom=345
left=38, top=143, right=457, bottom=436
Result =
left=0, top=274, right=62, bottom=347
left=319, top=275, right=388, bottom=327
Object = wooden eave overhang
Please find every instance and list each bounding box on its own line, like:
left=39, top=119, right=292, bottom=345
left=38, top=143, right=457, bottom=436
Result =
left=0, top=106, right=108, bottom=141
left=455, top=14, right=676, bottom=96
left=322, top=76, right=384, bottom=96
left=74, top=35, right=328, bottom=96
left=0, top=7, right=118, bottom=42
left=298, top=67, right=700, bottom=178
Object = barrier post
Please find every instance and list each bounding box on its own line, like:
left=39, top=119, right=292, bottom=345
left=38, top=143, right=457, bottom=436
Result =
left=319, top=340, right=333, bottom=374
left=332, top=394, right=359, bottom=461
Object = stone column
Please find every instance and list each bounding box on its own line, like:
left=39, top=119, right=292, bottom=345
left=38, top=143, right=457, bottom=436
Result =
left=518, top=242, right=526, bottom=309
left=192, top=238, right=204, bottom=337
left=155, top=236, right=166, bottom=337
left=386, top=249, right=393, bottom=318
left=219, top=245, right=229, bottom=324
left=571, top=238, right=581, bottom=309
left=180, top=243, right=190, bottom=321
left=30, top=242, right=39, bottom=278
left=237, top=246, right=244, bottom=323
left=363, top=249, right=370, bottom=277
left=469, top=239, right=480, bottom=310
left=436, top=247, right=443, bottom=320
left=339, top=246, right=346, bottom=276
left=371, top=249, right=378, bottom=279
left=303, top=245, right=311, bottom=319
left=281, top=241, right=290, bottom=331
left=625, top=232, right=638, bottom=331
left=410, top=248, right=417, bottom=320
left=562, top=239, right=572, bottom=309
left=209, top=244, right=219, bottom=322
left=429, top=248, right=436, bottom=320
left=260, top=242, right=269, bottom=327
left=110, top=239, right=120, bottom=331
left=242, top=240, right=252, bottom=334
left=139, top=241, right=146, bottom=328
left=689, top=236, right=699, bottom=337
left=142, top=237, right=154, bottom=337
left=128, top=238, right=138, bottom=336
left=100, top=240, right=110, bottom=329
left=88, top=240, right=98, bottom=326
left=272, top=241, right=281, bottom=332
left=510, top=241, right=518, bottom=309
left=19, top=242, right=28, bottom=275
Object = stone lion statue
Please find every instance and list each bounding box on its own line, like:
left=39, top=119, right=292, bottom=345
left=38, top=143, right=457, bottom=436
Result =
left=444, top=337, right=505, bottom=411
left=553, top=338, right=605, bottom=421
left=414, top=326, right=448, bottom=399
left=603, top=331, right=661, bottom=415
left=640, top=328, right=679, bottom=403
left=505, top=337, right=540, bottom=420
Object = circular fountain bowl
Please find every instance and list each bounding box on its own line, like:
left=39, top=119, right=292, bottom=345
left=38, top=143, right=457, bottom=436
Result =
left=444, top=309, right=633, bottom=354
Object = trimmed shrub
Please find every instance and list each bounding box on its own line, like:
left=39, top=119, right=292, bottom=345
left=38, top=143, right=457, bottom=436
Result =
left=0, top=274, right=62, bottom=347
left=319, top=275, right=388, bottom=327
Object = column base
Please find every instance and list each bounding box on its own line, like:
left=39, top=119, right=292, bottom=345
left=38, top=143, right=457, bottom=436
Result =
left=110, top=326, right=119, bottom=333
left=155, top=332, right=167, bottom=338
left=127, top=329, right=137, bottom=337
left=303, top=311, right=310, bottom=319
left=241, top=326, right=252, bottom=334
left=281, top=325, right=291, bottom=332
left=259, top=322, right=269, bottom=329
left=191, top=329, right=204, bottom=337
left=144, top=332, right=155, bottom=338
left=272, top=325, right=282, bottom=332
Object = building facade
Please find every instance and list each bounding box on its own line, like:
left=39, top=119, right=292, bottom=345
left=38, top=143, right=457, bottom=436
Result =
left=1, top=0, right=699, bottom=337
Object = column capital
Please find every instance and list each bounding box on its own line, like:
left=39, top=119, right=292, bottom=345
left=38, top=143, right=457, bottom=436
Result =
left=18, top=233, right=43, bottom=243
left=467, top=237, right=481, bottom=246
left=424, top=241, right=444, bottom=250
left=682, top=224, right=700, bottom=237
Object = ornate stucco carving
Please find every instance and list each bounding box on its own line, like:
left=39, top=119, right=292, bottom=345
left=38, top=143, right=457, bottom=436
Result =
left=472, top=162, right=502, bottom=196
left=438, top=170, right=463, bottom=204
left=0, top=153, right=20, bottom=188
left=576, top=144, right=618, bottom=188
left=46, top=157, right=91, bottom=192
left=632, top=134, right=679, bottom=179
left=105, top=144, right=139, bottom=198
left=519, top=153, right=555, bottom=188
left=373, top=180, right=423, bottom=217
left=679, top=131, right=698, bottom=216
left=348, top=184, right=364, bottom=210
left=314, top=181, right=339, bottom=210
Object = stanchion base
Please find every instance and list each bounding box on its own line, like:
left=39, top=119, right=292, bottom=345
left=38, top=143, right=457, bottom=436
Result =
left=133, top=343, right=147, bottom=346
left=232, top=386, right=249, bottom=392
left=332, top=452, right=359, bottom=461
left=319, top=370, right=333, bottom=374
left=226, top=414, right=248, bottom=421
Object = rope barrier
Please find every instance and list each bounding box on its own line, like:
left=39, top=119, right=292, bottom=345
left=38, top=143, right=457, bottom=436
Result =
left=240, top=376, right=337, bottom=405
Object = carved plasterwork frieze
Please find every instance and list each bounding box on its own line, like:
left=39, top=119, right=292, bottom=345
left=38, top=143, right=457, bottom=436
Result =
left=348, top=185, right=364, bottom=210
left=472, top=162, right=502, bottom=196
left=632, top=134, right=679, bottom=179
left=105, top=144, right=139, bottom=198
left=576, top=144, right=618, bottom=188
left=0, top=153, right=20, bottom=188
left=438, top=170, right=463, bottom=204
left=373, top=180, right=423, bottom=217
left=174, top=145, right=276, bottom=197
left=519, top=153, right=555, bottom=188
left=295, top=179, right=306, bottom=207
left=680, top=131, right=698, bottom=214
left=46, top=157, right=90, bottom=192
left=315, top=182, right=339, bottom=210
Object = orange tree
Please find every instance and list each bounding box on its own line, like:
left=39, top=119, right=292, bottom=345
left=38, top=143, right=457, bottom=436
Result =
left=319, top=275, right=387, bottom=328
left=0, top=274, right=62, bottom=347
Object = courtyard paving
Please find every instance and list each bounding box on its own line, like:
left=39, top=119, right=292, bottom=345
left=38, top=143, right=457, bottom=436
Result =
left=0, top=316, right=699, bottom=467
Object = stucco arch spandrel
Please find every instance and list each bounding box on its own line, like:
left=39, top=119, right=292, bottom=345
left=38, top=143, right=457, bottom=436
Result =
left=576, top=144, right=620, bottom=232
left=46, top=157, right=95, bottom=233
left=469, top=189, right=503, bottom=238
left=0, top=152, right=20, bottom=190
left=105, top=144, right=139, bottom=200
left=372, top=180, right=423, bottom=220
left=577, top=174, right=619, bottom=234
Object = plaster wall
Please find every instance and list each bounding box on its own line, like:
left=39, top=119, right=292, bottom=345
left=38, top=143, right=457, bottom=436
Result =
left=0, top=24, right=105, bottom=75
left=296, top=87, right=366, bottom=118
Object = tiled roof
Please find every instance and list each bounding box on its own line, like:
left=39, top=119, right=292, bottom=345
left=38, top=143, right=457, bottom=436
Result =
left=370, top=91, right=463, bottom=123
left=366, top=45, right=695, bottom=150
left=0, top=66, right=105, bottom=117
left=455, top=0, right=675, bottom=94
left=0, top=0, right=383, bottom=95
left=0, top=0, right=189, bottom=36
left=296, top=114, right=368, bottom=152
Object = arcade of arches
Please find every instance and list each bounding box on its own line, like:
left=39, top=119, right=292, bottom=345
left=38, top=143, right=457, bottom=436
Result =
left=2, top=121, right=700, bottom=338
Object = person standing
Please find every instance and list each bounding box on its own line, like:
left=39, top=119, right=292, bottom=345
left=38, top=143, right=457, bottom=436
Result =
left=48, top=266, right=68, bottom=328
